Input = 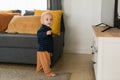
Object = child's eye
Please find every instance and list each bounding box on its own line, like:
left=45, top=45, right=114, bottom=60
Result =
left=50, top=18, right=53, bottom=21
left=46, top=19, right=48, bottom=21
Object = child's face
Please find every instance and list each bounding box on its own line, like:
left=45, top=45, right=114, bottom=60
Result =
left=42, top=14, right=53, bottom=27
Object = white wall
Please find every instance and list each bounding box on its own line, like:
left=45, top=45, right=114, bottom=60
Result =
left=62, top=0, right=102, bottom=54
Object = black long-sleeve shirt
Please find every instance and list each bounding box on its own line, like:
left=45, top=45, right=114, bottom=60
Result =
left=37, top=24, right=53, bottom=53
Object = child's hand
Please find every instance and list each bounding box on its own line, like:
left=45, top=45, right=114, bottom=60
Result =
left=47, top=30, right=52, bottom=35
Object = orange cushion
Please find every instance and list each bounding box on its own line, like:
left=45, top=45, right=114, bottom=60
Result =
left=0, top=13, right=19, bottom=32
left=34, top=10, right=63, bottom=35
left=6, top=16, right=41, bottom=34
left=0, top=10, right=13, bottom=13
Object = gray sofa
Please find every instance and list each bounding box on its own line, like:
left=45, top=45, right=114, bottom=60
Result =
left=0, top=32, right=64, bottom=66
left=0, top=15, right=65, bottom=66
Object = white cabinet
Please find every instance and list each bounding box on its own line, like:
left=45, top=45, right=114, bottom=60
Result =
left=92, top=26, right=120, bottom=80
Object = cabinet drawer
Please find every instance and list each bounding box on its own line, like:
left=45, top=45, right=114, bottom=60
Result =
left=91, top=43, right=98, bottom=63
left=92, top=50, right=97, bottom=79
left=92, top=51, right=97, bottom=64
left=92, top=32, right=98, bottom=49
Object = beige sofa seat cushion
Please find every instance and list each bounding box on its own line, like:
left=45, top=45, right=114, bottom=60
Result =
left=6, top=16, right=41, bottom=34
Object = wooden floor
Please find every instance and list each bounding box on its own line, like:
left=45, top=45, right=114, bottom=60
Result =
left=54, top=53, right=95, bottom=80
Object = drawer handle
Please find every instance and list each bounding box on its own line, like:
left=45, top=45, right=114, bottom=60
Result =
left=93, top=62, right=96, bottom=64
left=91, top=46, right=93, bottom=48
left=91, top=45, right=98, bottom=53
left=92, top=52, right=94, bottom=54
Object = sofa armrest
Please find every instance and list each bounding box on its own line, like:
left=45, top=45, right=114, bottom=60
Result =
left=51, top=32, right=64, bottom=65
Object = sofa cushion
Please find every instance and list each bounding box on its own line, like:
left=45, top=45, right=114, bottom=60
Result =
left=0, top=10, right=21, bottom=14
left=12, top=10, right=22, bottom=14
left=34, top=10, right=63, bottom=35
left=0, top=13, right=20, bottom=32
left=6, top=16, right=41, bottom=34
left=0, top=10, right=13, bottom=13
left=24, top=10, right=34, bottom=16
left=0, top=33, right=37, bottom=48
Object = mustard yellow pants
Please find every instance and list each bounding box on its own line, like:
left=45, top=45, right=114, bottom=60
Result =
left=36, top=51, right=51, bottom=75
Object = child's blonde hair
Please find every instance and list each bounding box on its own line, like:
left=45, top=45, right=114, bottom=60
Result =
left=40, top=11, right=53, bottom=24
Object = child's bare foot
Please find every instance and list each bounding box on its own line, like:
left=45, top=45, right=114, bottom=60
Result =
left=46, top=73, right=56, bottom=77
